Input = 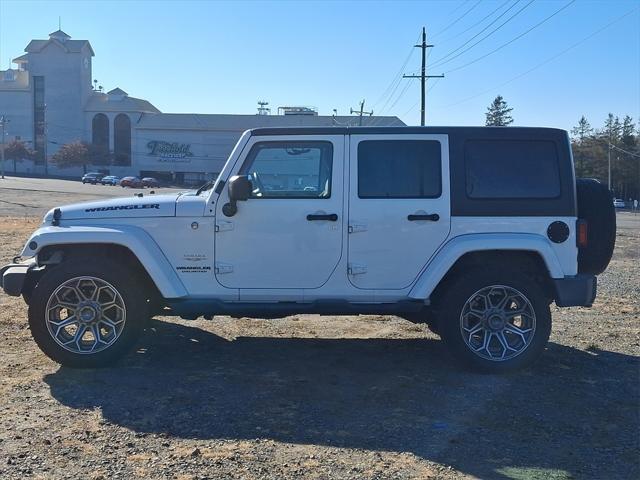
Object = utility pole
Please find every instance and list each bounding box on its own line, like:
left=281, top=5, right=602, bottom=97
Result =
left=0, top=115, right=9, bottom=180
left=403, top=27, right=444, bottom=126
left=350, top=99, right=373, bottom=126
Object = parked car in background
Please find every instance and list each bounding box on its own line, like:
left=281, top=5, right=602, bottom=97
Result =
left=81, top=172, right=104, bottom=184
left=100, top=175, right=120, bottom=186
left=613, top=198, right=626, bottom=208
left=142, top=177, right=160, bottom=188
left=120, top=176, right=143, bottom=188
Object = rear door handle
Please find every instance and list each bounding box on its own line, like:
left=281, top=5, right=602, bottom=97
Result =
left=307, top=213, right=338, bottom=221
left=407, top=213, right=440, bottom=222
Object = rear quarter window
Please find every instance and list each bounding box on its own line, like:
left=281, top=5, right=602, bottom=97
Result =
left=465, top=140, right=561, bottom=199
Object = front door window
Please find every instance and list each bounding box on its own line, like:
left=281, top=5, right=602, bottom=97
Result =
left=240, top=142, right=333, bottom=198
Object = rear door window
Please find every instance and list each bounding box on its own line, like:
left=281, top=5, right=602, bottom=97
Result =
left=358, top=140, right=441, bottom=198
left=465, top=140, right=560, bottom=199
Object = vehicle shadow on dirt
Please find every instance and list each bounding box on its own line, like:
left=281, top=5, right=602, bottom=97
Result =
left=44, top=319, right=639, bottom=480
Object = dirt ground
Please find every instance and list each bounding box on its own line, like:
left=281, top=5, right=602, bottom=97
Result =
left=0, top=208, right=638, bottom=480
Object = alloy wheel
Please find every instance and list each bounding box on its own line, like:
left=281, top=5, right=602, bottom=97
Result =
left=459, top=285, right=536, bottom=362
left=45, top=276, right=126, bottom=355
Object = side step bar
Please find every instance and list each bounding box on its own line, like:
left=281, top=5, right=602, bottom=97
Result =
left=166, top=298, right=428, bottom=320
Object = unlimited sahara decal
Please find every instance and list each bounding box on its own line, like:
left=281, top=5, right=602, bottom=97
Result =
left=84, top=204, right=160, bottom=212
left=176, top=265, right=212, bottom=273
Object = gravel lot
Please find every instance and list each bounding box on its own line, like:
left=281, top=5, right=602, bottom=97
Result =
left=0, top=185, right=638, bottom=479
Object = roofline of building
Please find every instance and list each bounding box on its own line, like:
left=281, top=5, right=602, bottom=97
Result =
left=25, top=38, right=95, bottom=56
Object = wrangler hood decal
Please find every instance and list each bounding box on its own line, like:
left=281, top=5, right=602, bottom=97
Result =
left=84, top=203, right=161, bottom=212
left=44, top=194, right=180, bottom=221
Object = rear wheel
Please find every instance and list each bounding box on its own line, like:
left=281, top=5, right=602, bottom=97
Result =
left=437, top=267, right=551, bottom=373
left=28, top=259, right=147, bottom=367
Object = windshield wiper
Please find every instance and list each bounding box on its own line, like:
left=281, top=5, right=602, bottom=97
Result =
left=195, top=180, right=215, bottom=196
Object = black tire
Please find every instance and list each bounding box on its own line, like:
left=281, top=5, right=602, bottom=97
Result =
left=28, top=258, right=147, bottom=368
left=576, top=178, right=616, bottom=275
left=436, top=267, right=551, bottom=373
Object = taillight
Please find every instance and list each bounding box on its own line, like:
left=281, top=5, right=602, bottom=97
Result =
left=577, top=220, right=588, bottom=247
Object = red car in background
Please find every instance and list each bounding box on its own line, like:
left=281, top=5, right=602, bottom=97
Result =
left=142, top=177, right=160, bottom=188
left=120, top=176, right=143, bottom=188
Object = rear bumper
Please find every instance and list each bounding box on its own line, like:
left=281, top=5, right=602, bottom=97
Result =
left=553, top=274, right=597, bottom=307
left=0, top=259, right=36, bottom=297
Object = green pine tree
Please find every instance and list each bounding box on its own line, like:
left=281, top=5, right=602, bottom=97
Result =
left=571, top=116, right=592, bottom=143
left=621, top=115, right=636, bottom=148
left=485, top=95, right=514, bottom=126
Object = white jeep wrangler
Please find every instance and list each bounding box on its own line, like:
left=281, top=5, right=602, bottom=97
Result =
left=1, top=127, right=616, bottom=372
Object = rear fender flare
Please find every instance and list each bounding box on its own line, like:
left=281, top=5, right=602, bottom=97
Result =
left=21, top=225, right=188, bottom=299
left=408, top=233, right=565, bottom=300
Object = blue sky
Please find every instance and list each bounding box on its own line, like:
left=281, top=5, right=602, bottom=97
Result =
left=1, top=0, right=638, bottom=131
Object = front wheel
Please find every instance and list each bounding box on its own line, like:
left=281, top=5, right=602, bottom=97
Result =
left=28, top=259, right=147, bottom=367
left=436, top=267, right=551, bottom=373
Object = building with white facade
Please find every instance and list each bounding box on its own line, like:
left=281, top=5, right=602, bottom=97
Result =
left=0, top=30, right=404, bottom=184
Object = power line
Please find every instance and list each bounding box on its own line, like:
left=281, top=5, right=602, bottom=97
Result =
left=611, top=143, right=640, bottom=158
left=376, top=32, right=422, bottom=113
left=437, top=0, right=513, bottom=45
left=401, top=78, right=442, bottom=118
left=444, top=0, right=577, bottom=75
left=429, top=0, right=528, bottom=69
left=443, top=0, right=471, bottom=20
left=386, top=79, right=413, bottom=114
left=372, top=32, right=421, bottom=109
left=432, top=0, right=483, bottom=38
left=439, top=7, right=638, bottom=109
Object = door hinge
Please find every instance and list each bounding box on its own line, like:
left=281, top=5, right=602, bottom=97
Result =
left=215, top=221, right=234, bottom=232
left=215, top=262, right=234, bottom=274
left=348, top=223, right=367, bottom=234
left=348, top=263, right=367, bottom=275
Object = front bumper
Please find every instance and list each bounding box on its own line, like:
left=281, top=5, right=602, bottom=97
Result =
left=0, top=259, right=36, bottom=297
left=553, top=274, right=597, bottom=307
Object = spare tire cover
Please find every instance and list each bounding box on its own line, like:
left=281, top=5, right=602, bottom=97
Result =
left=576, top=178, right=616, bottom=275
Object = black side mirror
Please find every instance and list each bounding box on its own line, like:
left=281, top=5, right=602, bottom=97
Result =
left=223, top=175, right=252, bottom=217
left=228, top=175, right=252, bottom=201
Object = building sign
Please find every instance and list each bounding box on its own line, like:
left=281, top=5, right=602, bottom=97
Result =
left=147, top=140, right=194, bottom=162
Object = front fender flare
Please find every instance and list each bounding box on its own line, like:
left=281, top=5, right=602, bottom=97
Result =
left=21, top=225, right=188, bottom=299
left=408, top=233, right=565, bottom=301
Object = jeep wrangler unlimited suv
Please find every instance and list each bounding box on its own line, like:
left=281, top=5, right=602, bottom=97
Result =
left=1, top=127, right=616, bottom=372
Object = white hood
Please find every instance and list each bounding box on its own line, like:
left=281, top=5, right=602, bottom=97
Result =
left=44, top=193, right=181, bottom=222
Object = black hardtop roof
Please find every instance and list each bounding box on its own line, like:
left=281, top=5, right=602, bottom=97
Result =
left=248, top=126, right=568, bottom=136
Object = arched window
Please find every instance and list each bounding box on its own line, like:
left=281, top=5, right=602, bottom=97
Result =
left=91, top=113, right=109, bottom=148
left=114, top=113, right=131, bottom=165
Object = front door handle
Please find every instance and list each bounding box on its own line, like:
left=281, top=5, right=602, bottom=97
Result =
left=407, top=213, right=440, bottom=222
left=307, top=213, right=338, bottom=221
